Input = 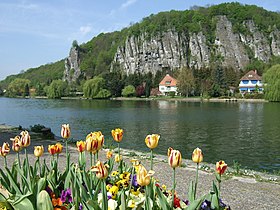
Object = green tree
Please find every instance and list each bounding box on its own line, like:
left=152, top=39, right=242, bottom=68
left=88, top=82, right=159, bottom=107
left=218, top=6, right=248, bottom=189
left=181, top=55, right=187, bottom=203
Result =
left=83, top=76, right=106, bottom=98
left=95, top=89, right=111, bottom=98
left=177, top=67, right=195, bottom=97
left=46, top=80, right=69, bottom=99
left=263, top=64, right=280, bottom=102
left=7, top=78, right=31, bottom=97
left=122, top=85, right=136, bottom=97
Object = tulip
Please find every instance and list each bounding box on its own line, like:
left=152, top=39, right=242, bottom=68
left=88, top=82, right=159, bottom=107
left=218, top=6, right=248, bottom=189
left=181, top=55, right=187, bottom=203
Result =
left=167, top=147, right=182, bottom=208
left=145, top=134, right=160, bottom=149
left=111, top=128, right=123, bottom=143
left=91, top=161, right=109, bottom=179
left=10, top=135, right=22, bottom=152
left=216, top=160, right=227, bottom=175
left=192, top=147, right=203, bottom=200
left=145, top=134, right=160, bottom=170
left=168, top=147, right=182, bottom=168
left=136, top=164, right=154, bottom=187
left=34, top=145, right=44, bottom=157
left=114, top=154, right=122, bottom=163
left=48, top=144, right=57, bottom=155
left=216, top=160, right=228, bottom=193
left=106, top=150, right=113, bottom=159
left=20, top=130, right=30, bottom=147
left=55, top=143, right=63, bottom=154
left=86, top=132, right=103, bottom=165
left=61, top=124, right=71, bottom=139
left=0, top=142, right=10, bottom=167
left=76, top=140, right=86, bottom=153
left=192, top=147, right=203, bottom=163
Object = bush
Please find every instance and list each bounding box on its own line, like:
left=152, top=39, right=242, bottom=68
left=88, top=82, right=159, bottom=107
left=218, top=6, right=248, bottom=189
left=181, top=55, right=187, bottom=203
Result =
left=122, top=85, right=136, bottom=97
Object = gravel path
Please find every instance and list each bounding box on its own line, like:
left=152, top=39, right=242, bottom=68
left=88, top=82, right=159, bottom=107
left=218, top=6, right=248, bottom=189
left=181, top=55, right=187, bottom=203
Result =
left=1, top=126, right=279, bottom=209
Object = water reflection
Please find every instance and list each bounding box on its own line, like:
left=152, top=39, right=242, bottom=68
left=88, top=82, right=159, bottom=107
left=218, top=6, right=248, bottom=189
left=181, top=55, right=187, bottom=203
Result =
left=0, top=97, right=279, bottom=172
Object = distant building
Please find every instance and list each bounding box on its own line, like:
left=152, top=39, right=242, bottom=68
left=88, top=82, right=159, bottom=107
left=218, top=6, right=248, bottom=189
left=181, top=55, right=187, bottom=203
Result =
left=159, top=74, right=178, bottom=95
left=239, top=70, right=263, bottom=93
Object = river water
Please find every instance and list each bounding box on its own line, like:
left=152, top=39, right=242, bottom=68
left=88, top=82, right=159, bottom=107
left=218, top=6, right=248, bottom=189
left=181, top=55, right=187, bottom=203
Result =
left=0, top=97, right=279, bottom=172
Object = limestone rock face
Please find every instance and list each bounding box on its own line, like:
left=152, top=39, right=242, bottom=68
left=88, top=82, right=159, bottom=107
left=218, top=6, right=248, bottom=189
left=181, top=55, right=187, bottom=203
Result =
left=64, top=47, right=81, bottom=83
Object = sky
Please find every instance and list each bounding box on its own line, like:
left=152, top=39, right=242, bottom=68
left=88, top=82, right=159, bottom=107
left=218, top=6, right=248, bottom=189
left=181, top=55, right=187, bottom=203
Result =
left=0, top=0, right=280, bottom=80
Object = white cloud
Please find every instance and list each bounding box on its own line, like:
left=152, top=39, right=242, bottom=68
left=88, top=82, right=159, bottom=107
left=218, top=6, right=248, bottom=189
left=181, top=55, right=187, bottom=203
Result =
left=121, top=0, right=137, bottom=9
left=79, top=25, right=92, bottom=36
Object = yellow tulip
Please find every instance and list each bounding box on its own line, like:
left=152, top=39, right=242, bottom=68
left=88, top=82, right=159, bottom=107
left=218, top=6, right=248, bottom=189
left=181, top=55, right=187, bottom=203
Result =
left=136, top=164, right=154, bottom=186
left=55, top=143, right=63, bottom=154
left=48, top=144, right=57, bottom=155
left=61, top=124, right=71, bottom=139
left=34, top=145, right=44, bottom=157
left=145, top=134, right=160, bottom=149
left=111, top=128, right=123, bottom=143
left=20, top=130, right=30, bottom=147
left=76, top=140, right=86, bottom=153
left=167, top=147, right=182, bottom=168
left=216, top=160, right=228, bottom=175
left=106, top=150, right=113, bottom=159
left=86, top=131, right=104, bottom=153
left=91, top=161, right=109, bottom=179
left=10, top=135, right=22, bottom=152
left=114, top=154, right=122, bottom=163
left=0, top=142, right=10, bottom=157
left=192, top=147, right=203, bottom=163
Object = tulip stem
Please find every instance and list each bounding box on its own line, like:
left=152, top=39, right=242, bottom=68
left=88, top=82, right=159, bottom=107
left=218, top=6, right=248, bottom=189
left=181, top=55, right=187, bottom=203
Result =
left=4, top=156, right=7, bottom=168
left=150, top=149, right=153, bottom=171
left=172, top=168, right=176, bottom=208
left=218, top=174, right=221, bottom=195
left=65, top=139, right=69, bottom=170
left=118, top=142, right=122, bottom=173
left=25, top=148, right=30, bottom=177
left=17, top=152, right=21, bottom=168
left=127, top=166, right=135, bottom=206
left=90, top=152, right=93, bottom=166
left=93, top=153, right=96, bottom=165
left=37, top=157, right=41, bottom=176
left=194, top=163, right=199, bottom=200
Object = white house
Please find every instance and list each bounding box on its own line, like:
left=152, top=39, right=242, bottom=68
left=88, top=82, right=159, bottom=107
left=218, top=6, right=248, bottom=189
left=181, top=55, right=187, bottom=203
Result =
left=159, top=74, right=178, bottom=95
left=239, top=70, right=263, bottom=93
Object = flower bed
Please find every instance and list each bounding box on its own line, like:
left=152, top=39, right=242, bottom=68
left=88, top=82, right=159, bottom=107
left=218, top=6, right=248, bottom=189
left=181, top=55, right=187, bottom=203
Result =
left=0, top=125, right=230, bottom=210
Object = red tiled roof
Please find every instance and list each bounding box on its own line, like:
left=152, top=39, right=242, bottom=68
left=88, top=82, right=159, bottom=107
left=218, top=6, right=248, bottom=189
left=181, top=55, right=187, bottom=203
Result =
left=159, top=74, right=177, bottom=87
left=240, top=70, right=262, bottom=81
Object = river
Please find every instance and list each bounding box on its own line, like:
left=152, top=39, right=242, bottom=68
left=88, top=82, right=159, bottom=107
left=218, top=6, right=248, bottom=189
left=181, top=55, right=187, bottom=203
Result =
left=0, top=97, right=279, bottom=172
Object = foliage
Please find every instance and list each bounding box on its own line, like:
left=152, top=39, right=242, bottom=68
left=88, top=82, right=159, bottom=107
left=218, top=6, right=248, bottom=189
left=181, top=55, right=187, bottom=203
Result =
left=177, top=67, right=195, bottom=97
left=46, top=80, right=69, bottom=99
left=83, top=76, right=106, bottom=98
left=122, top=85, right=136, bottom=97
left=6, top=78, right=31, bottom=97
left=95, top=89, right=112, bottom=99
left=263, top=64, right=280, bottom=102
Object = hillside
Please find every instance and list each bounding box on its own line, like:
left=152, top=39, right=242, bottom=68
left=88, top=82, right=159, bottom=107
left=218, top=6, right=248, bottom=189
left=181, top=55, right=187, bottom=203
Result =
left=1, top=2, right=280, bottom=97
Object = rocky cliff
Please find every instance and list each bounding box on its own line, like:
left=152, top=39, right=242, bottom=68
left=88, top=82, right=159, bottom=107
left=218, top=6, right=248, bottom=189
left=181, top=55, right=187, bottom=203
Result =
left=64, top=14, right=280, bottom=82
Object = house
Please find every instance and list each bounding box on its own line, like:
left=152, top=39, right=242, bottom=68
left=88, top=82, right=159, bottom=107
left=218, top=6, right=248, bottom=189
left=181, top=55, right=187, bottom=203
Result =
left=239, top=70, right=263, bottom=93
left=159, top=74, right=178, bottom=95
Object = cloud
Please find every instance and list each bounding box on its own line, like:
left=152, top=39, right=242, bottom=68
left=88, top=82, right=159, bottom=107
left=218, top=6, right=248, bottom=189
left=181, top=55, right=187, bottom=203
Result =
left=79, top=25, right=92, bottom=36
left=121, top=0, right=137, bottom=9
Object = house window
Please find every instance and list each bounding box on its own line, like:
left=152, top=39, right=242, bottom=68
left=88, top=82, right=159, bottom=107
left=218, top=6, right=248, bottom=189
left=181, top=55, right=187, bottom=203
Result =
left=242, top=80, right=249, bottom=84
left=167, top=86, right=171, bottom=90
left=165, top=81, right=171, bottom=85
left=161, top=87, right=165, bottom=90
left=251, top=80, right=257, bottom=84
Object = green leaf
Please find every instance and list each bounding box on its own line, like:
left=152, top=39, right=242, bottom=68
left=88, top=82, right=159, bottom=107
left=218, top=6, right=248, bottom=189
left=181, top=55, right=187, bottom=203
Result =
left=15, top=166, right=32, bottom=193
left=215, top=172, right=221, bottom=183
left=212, top=181, right=220, bottom=197
left=155, top=185, right=170, bottom=210
left=188, top=180, right=195, bottom=202
left=187, top=196, right=205, bottom=210
left=12, top=197, right=34, bottom=210
left=0, top=168, right=11, bottom=192
left=86, top=200, right=102, bottom=210
left=101, top=180, right=108, bottom=210
left=210, top=193, right=219, bottom=209
left=5, top=167, right=22, bottom=195
left=120, top=190, right=126, bottom=210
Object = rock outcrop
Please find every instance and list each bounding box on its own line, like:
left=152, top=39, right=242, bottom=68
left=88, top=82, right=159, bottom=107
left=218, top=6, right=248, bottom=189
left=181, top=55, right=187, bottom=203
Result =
left=64, top=47, right=81, bottom=83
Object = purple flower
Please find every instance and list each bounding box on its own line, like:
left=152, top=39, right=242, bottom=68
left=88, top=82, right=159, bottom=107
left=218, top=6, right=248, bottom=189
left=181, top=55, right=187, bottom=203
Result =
left=131, top=174, right=138, bottom=187
left=79, top=203, right=83, bottom=210
left=61, top=188, right=73, bottom=203
left=201, top=200, right=211, bottom=210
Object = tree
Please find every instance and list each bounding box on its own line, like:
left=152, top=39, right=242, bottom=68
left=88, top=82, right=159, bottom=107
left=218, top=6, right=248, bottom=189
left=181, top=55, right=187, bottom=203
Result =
left=122, top=85, right=136, bottom=97
left=7, top=78, right=31, bottom=97
left=263, top=64, right=280, bottom=102
left=177, top=67, right=195, bottom=97
left=46, top=80, right=69, bottom=99
left=83, top=76, right=106, bottom=98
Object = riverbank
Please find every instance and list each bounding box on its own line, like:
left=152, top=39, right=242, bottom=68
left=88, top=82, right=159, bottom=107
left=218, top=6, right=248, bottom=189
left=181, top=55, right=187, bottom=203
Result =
left=0, top=124, right=279, bottom=209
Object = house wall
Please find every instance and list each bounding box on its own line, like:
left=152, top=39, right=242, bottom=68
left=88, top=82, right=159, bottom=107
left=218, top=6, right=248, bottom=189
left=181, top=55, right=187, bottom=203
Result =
left=239, top=80, right=263, bottom=93
left=159, top=85, right=178, bottom=95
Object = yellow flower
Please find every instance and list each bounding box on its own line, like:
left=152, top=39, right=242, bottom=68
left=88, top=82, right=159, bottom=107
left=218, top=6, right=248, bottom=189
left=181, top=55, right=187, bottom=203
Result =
left=48, top=143, right=63, bottom=155
left=0, top=142, right=10, bottom=157
left=109, top=185, right=119, bottom=199
left=55, top=142, right=63, bottom=154
left=128, top=200, right=136, bottom=208
left=20, top=130, right=30, bottom=147
left=145, top=134, right=160, bottom=149
left=167, top=147, right=182, bottom=168
left=86, top=131, right=104, bottom=154
left=34, top=145, right=44, bottom=157
left=76, top=140, right=86, bottom=152
left=192, top=147, right=203, bottom=163
left=10, top=135, right=22, bottom=152
left=111, top=128, right=123, bottom=143
left=136, top=164, right=154, bottom=186
left=130, top=188, right=140, bottom=196
left=91, top=161, right=109, bottom=179
left=61, top=124, right=71, bottom=139
left=120, top=172, right=130, bottom=180
left=106, top=150, right=113, bottom=159
left=114, top=154, right=122, bottom=163
left=216, top=160, right=228, bottom=175
left=111, top=170, right=119, bottom=177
